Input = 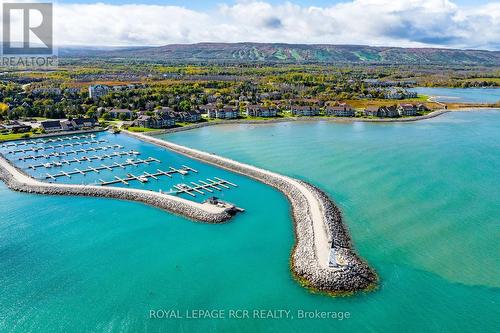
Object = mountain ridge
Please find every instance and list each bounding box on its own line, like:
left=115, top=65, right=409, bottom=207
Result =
left=61, top=42, right=500, bottom=65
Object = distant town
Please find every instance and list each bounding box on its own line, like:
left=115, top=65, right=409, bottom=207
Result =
left=1, top=62, right=498, bottom=140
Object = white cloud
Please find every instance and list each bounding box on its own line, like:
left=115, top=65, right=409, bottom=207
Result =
left=4, top=0, right=500, bottom=49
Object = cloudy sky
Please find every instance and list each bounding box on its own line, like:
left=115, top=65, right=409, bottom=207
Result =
left=6, top=0, right=500, bottom=50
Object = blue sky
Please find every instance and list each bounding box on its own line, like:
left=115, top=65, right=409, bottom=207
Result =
left=37, top=1, right=500, bottom=49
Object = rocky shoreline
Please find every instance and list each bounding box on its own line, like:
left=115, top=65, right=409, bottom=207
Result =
left=0, top=155, right=232, bottom=223
left=126, top=131, right=378, bottom=294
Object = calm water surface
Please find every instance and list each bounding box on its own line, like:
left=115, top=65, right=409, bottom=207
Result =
left=410, top=87, right=500, bottom=103
left=1, top=111, right=499, bottom=332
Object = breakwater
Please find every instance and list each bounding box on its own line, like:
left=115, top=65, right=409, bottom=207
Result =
left=0, top=154, right=232, bottom=223
left=126, top=131, right=377, bottom=293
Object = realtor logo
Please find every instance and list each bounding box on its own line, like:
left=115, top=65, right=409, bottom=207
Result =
left=2, top=3, right=53, bottom=55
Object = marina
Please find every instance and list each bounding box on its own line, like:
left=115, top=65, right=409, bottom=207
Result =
left=171, top=177, right=238, bottom=197
left=98, top=165, right=198, bottom=185
left=5, top=140, right=108, bottom=154
left=1, top=132, right=244, bottom=207
left=0, top=134, right=97, bottom=148
left=26, top=151, right=141, bottom=169
left=43, top=157, right=161, bottom=180
left=16, top=145, right=124, bottom=160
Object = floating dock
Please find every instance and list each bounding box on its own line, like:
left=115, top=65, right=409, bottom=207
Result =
left=171, top=177, right=237, bottom=197
left=44, top=157, right=161, bottom=180
left=98, top=165, right=197, bottom=186
left=26, top=150, right=141, bottom=169
left=5, top=140, right=109, bottom=154
left=17, top=145, right=124, bottom=160
left=0, top=134, right=97, bottom=148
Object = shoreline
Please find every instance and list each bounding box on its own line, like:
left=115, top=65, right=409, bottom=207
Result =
left=133, top=107, right=500, bottom=136
left=125, top=130, right=377, bottom=294
left=138, top=110, right=451, bottom=135
left=0, top=128, right=107, bottom=143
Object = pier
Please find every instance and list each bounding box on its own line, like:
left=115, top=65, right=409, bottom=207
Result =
left=44, top=157, right=161, bottom=180
left=98, top=165, right=196, bottom=186
left=6, top=140, right=109, bottom=154
left=0, top=134, right=97, bottom=148
left=17, top=145, right=124, bottom=160
left=26, top=150, right=141, bottom=169
left=171, top=177, right=237, bottom=197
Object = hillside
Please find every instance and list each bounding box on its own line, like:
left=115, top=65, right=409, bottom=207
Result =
left=72, top=43, right=500, bottom=65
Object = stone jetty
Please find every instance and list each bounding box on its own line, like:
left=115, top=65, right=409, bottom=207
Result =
left=0, top=155, right=232, bottom=224
left=126, top=131, right=378, bottom=294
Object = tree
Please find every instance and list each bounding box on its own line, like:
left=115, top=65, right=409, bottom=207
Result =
left=101, top=112, right=112, bottom=121
left=0, top=103, right=8, bottom=119
left=118, top=112, right=129, bottom=120
left=86, top=109, right=96, bottom=119
left=178, top=100, right=191, bottom=112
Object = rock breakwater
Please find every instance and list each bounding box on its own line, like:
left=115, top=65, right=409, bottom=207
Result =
left=0, top=155, right=231, bottom=223
left=127, top=131, right=377, bottom=293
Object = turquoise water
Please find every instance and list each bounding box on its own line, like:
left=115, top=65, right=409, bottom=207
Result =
left=0, top=133, right=247, bottom=203
left=2, top=111, right=500, bottom=332
left=410, top=87, right=500, bottom=103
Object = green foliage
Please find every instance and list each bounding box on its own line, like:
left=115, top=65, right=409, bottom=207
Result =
left=127, top=126, right=158, bottom=132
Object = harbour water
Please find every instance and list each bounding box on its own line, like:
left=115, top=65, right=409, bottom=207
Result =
left=0, top=132, right=246, bottom=203
left=410, top=87, right=500, bottom=103
left=1, top=111, right=500, bottom=332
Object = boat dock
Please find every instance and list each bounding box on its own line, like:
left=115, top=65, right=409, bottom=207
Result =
left=44, top=157, right=161, bottom=180
left=17, top=145, right=124, bottom=160
left=98, top=165, right=197, bottom=186
left=26, top=151, right=141, bottom=169
left=6, top=140, right=109, bottom=154
left=171, top=177, right=237, bottom=197
left=0, top=134, right=97, bottom=148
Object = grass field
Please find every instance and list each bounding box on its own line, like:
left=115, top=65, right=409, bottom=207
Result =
left=345, top=96, right=442, bottom=110
left=0, top=132, right=32, bottom=142
left=460, top=78, right=500, bottom=84
left=126, top=126, right=159, bottom=132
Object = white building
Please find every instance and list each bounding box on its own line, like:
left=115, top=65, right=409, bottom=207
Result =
left=88, top=84, right=110, bottom=100
left=325, top=103, right=355, bottom=117
left=397, top=104, right=417, bottom=116
left=215, top=106, right=239, bottom=119
left=246, top=105, right=278, bottom=117
left=290, top=106, right=320, bottom=116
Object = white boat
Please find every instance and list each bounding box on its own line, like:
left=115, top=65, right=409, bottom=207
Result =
left=44, top=163, right=52, bottom=168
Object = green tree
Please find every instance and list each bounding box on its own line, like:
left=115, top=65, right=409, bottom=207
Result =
left=178, top=100, right=191, bottom=112
left=101, top=112, right=112, bottom=121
